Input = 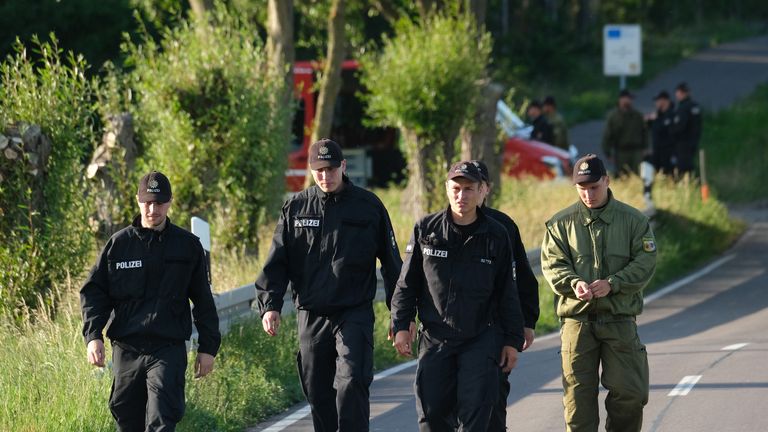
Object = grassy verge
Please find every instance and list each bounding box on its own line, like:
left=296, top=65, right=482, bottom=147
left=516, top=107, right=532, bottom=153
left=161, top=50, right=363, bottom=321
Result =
left=701, top=83, right=768, bottom=202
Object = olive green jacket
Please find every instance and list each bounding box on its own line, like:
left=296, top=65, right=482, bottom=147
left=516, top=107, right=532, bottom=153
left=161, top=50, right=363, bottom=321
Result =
left=601, top=107, right=648, bottom=157
left=541, top=191, right=657, bottom=318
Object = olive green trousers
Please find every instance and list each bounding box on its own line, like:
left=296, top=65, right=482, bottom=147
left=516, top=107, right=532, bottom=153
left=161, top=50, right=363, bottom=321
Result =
left=559, top=319, right=649, bottom=432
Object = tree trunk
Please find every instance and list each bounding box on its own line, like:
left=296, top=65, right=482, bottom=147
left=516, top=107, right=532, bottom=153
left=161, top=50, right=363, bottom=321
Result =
left=188, top=0, right=213, bottom=22
left=460, top=82, right=504, bottom=203
left=467, top=0, right=487, bottom=27
left=266, top=0, right=295, bottom=105
left=402, top=129, right=431, bottom=219
left=310, top=0, right=346, bottom=144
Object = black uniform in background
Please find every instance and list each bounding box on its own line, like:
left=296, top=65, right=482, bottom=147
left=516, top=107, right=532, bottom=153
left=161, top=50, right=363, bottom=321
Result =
left=256, top=176, right=402, bottom=432
left=80, top=217, right=221, bottom=431
left=391, top=207, right=525, bottom=432
left=530, top=115, right=555, bottom=145
left=648, top=103, right=676, bottom=174
left=672, top=96, right=702, bottom=175
left=482, top=206, right=539, bottom=432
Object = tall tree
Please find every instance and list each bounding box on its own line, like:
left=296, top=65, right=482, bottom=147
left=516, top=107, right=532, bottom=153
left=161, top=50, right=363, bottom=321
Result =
left=309, top=0, right=346, bottom=144
left=188, top=0, right=213, bottom=22
left=266, top=0, right=294, bottom=103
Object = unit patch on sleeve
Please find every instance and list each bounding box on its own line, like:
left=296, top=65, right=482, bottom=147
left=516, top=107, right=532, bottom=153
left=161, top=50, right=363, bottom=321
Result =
left=642, top=237, right=657, bottom=253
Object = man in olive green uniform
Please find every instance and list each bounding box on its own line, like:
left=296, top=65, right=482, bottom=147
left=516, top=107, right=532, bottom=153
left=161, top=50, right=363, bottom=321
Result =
left=543, top=96, right=570, bottom=151
left=601, top=90, right=648, bottom=177
left=541, top=154, right=657, bottom=432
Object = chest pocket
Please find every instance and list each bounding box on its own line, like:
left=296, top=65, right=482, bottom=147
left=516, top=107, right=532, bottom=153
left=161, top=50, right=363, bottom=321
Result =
left=108, top=259, right=146, bottom=301
left=162, top=256, right=193, bottom=298
left=340, top=217, right=377, bottom=267
left=466, top=237, right=497, bottom=299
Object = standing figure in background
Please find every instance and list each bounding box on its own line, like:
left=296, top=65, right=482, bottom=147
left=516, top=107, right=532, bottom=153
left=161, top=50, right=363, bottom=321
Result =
left=646, top=90, right=676, bottom=175
left=602, top=89, right=648, bottom=177
left=543, top=96, right=570, bottom=151
left=528, top=100, right=555, bottom=145
left=672, top=82, right=703, bottom=177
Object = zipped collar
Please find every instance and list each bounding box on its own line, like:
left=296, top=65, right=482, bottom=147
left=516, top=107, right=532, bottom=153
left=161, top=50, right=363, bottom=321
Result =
left=312, top=174, right=353, bottom=204
left=578, top=190, right=616, bottom=226
left=439, top=205, right=490, bottom=246
left=130, top=215, right=172, bottom=245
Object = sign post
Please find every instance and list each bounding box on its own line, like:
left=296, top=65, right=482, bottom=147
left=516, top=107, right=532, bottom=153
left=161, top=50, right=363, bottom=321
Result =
left=191, top=217, right=212, bottom=286
left=603, top=24, right=642, bottom=90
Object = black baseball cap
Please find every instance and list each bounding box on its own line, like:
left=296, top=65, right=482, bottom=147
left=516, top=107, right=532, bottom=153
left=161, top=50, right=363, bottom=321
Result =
left=308, top=139, right=344, bottom=170
left=527, top=100, right=543, bottom=110
left=653, top=90, right=670, bottom=100
left=676, top=82, right=690, bottom=93
left=470, top=159, right=490, bottom=183
left=572, top=154, right=607, bottom=184
left=619, top=89, right=634, bottom=99
left=447, top=161, right=483, bottom=183
left=543, top=95, right=557, bottom=106
left=138, top=171, right=172, bottom=203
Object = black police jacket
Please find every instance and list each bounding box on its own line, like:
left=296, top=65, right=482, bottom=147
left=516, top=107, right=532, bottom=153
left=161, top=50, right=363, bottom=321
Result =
left=530, top=115, right=555, bottom=145
left=256, top=177, right=402, bottom=316
left=672, top=97, right=702, bottom=147
left=650, top=106, right=676, bottom=151
left=482, top=206, right=539, bottom=329
left=80, top=217, right=221, bottom=356
left=391, top=207, right=525, bottom=351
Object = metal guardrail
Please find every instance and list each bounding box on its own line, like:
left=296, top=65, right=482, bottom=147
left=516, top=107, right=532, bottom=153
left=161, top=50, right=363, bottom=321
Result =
left=198, top=248, right=543, bottom=338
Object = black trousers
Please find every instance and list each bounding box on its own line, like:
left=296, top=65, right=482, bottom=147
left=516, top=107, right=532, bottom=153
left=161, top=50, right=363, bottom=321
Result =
left=109, top=341, right=187, bottom=432
left=415, top=326, right=500, bottom=432
left=296, top=304, right=374, bottom=432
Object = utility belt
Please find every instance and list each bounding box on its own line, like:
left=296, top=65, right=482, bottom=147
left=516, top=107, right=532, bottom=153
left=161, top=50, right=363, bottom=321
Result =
left=560, top=312, right=636, bottom=324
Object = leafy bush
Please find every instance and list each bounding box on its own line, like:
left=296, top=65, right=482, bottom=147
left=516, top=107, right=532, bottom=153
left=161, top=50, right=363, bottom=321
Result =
left=0, top=35, right=96, bottom=320
left=361, top=12, right=492, bottom=215
left=124, top=4, right=292, bottom=251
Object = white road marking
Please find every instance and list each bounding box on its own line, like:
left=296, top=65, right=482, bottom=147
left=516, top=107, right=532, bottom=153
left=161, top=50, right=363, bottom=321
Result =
left=668, top=375, right=703, bottom=396
left=374, top=359, right=417, bottom=381
left=261, top=253, right=738, bottom=430
left=261, top=406, right=312, bottom=432
left=721, top=342, right=749, bottom=351
left=644, top=254, right=736, bottom=305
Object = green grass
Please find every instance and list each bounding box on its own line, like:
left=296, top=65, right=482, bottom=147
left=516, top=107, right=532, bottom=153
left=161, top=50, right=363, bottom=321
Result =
left=701, top=84, right=768, bottom=202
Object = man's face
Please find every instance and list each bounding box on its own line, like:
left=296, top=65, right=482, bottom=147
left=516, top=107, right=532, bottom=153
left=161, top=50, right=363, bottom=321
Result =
left=311, top=160, right=346, bottom=193
left=576, top=176, right=610, bottom=209
left=618, top=96, right=633, bottom=109
left=542, top=104, right=554, bottom=115
left=446, top=177, right=482, bottom=216
left=675, top=89, right=686, bottom=101
left=137, top=198, right=171, bottom=229
left=654, top=98, right=670, bottom=112
left=527, top=106, right=541, bottom=119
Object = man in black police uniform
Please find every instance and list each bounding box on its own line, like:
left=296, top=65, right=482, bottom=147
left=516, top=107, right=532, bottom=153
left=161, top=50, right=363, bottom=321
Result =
left=646, top=90, right=676, bottom=175
left=672, top=82, right=702, bottom=177
left=391, top=161, right=525, bottom=432
left=80, top=171, right=221, bottom=431
left=256, top=139, right=403, bottom=432
left=527, top=100, right=555, bottom=145
left=470, top=160, right=539, bottom=431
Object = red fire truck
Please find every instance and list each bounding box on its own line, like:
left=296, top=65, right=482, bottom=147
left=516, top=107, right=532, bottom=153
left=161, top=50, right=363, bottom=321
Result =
left=286, top=61, right=573, bottom=191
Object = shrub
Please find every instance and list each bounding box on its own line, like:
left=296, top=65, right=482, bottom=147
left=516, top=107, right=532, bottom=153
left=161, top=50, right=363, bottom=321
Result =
left=0, top=35, right=96, bottom=320
left=361, top=12, right=492, bottom=216
left=124, top=4, right=292, bottom=252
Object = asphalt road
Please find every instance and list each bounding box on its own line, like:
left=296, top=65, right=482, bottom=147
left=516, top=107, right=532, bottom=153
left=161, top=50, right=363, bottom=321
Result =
left=571, top=34, right=768, bottom=158
left=250, top=215, right=768, bottom=432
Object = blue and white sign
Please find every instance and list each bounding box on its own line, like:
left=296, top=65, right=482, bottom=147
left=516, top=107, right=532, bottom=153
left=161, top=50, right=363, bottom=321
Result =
left=603, top=24, right=642, bottom=76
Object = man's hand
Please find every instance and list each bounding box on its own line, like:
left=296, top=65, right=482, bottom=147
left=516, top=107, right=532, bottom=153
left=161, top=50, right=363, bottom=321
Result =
left=262, top=311, right=281, bottom=336
left=588, top=279, right=612, bottom=298
left=194, top=353, right=215, bottom=379
left=522, top=327, right=535, bottom=351
left=86, top=339, right=106, bottom=367
left=388, top=321, right=417, bottom=343
left=573, top=281, right=593, bottom=301
left=499, top=346, right=519, bottom=373
left=393, top=330, right=414, bottom=357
